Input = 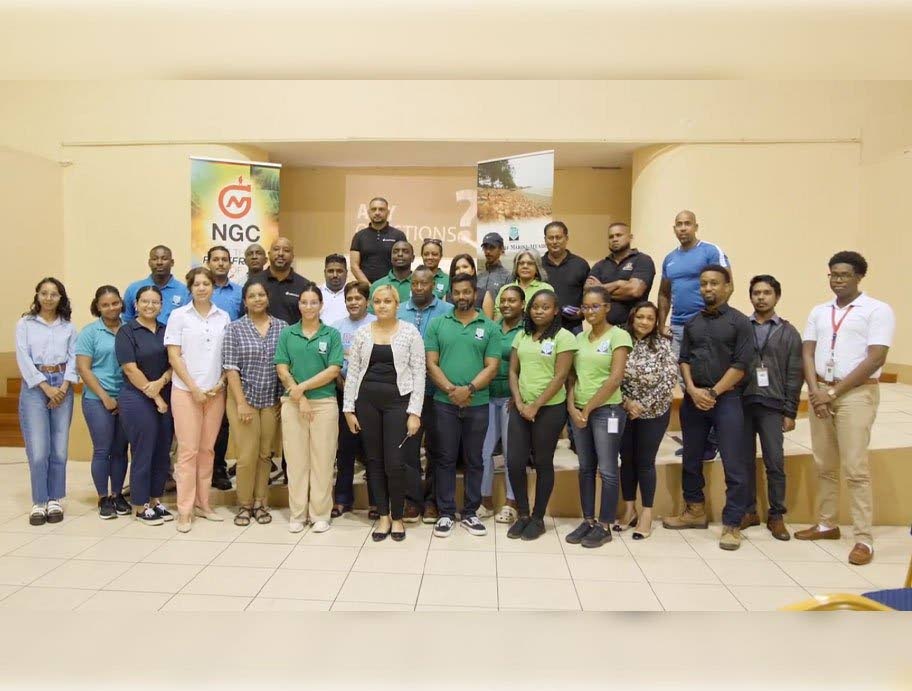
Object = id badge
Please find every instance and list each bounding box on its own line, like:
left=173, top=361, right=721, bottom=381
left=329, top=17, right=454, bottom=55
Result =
left=607, top=414, right=619, bottom=434
left=756, top=366, right=769, bottom=388
left=824, top=357, right=836, bottom=383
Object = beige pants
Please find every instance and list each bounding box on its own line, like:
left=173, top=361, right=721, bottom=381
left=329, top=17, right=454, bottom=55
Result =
left=808, top=383, right=879, bottom=546
left=281, top=397, right=338, bottom=523
left=226, top=390, right=279, bottom=507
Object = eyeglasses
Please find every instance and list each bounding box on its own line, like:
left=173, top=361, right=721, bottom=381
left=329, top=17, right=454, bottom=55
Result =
left=580, top=304, right=607, bottom=312
left=827, top=272, right=855, bottom=282
left=422, top=239, right=443, bottom=247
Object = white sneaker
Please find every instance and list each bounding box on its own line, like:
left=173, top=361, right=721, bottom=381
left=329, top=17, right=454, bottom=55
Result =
left=311, top=520, right=331, bottom=533
left=476, top=505, right=494, bottom=519
left=434, top=516, right=455, bottom=537
left=288, top=521, right=305, bottom=533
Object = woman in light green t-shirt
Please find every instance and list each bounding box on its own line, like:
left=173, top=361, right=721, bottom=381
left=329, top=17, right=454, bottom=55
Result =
left=565, top=286, right=632, bottom=549
left=506, top=288, right=577, bottom=541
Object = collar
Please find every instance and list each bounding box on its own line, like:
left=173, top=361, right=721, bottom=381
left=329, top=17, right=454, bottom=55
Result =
left=386, top=270, right=412, bottom=284
left=830, top=292, right=866, bottom=309
left=543, top=251, right=575, bottom=266
left=484, top=260, right=504, bottom=271
left=405, top=296, right=439, bottom=312
left=289, top=321, right=331, bottom=340
left=185, top=302, right=223, bottom=320
left=367, top=223, right=390, bottom=233
left=700, top=303, right=730, bottom=318
left=28, top=314, right=64, bottom=327
left=129, top=318, right=162, bottom=333
left=498, top=318, right=523, bottom=333
left=265, top=268, right=297, bottom=283
left=93, top=318, right=124, bottom=333
left=213, top=281, right=240, bottom=292
left=443, top=309, right=485, bottom=326
left=604, top=248, right=641, bottom=265
left=146, top=274, right=180, bottom=290
left=750, top=313, right=780, bottom=325
left=319, top=283, right=346, bottom=296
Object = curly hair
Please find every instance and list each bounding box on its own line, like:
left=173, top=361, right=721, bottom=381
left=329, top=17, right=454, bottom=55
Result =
left=26, top=277, right=72, bottom=321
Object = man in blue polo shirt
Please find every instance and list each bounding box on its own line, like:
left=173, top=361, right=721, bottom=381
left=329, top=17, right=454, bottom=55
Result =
left=123, top=245, right=190, bottom=324
left=397, top=266, right=453, bottom=522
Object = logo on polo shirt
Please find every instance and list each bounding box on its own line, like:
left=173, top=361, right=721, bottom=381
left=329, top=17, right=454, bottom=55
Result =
left=171, top=295, right=182, bottom=306
left=622, top=262, right=633, bottom=270
left=318, top=341, right=328, bottom=354
left=540, top=340, right=554, bottom=355
left=437, top=283, right=445, bottom=292
left=474, top=327, right=485, bottom=340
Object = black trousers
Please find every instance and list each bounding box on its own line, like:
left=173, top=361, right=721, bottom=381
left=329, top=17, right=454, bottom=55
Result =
left=742, top=403, right=787, bottom=517
left=213, top=412, right=229, bottom=476
left=405, top=394, right=438, bottom=508
left=355, top=381, right=412, bottom=520
left=507, top=403, right=567, bottom=520
left=619, top=409, right=670, bottom=508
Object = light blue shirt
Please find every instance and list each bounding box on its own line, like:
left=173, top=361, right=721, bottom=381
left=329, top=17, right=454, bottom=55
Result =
left=15, top=315, right=79, bottom=389
left=211, top=280, right=243, bottom=321
left=661, top=241, right=730, bottom=326
left=75, top=319, right=124, bottom=400
left=397, top=296, right=454, bottom=339
left=332, top=313, right=377, bottom=378
left=122, top=275, right=190, bottom=325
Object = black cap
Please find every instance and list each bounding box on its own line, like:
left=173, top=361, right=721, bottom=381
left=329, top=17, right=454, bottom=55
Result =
left=481, top=232, right=504, bottom=248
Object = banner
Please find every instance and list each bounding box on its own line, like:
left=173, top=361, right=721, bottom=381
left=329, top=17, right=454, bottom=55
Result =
left=476, top=150, right=554, bottom=256
left=190, top=157, right=281, bottom=283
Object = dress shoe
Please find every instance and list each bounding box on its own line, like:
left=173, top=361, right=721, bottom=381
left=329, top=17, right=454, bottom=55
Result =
left=740, top=512, right=760, bottom=530
left=767, top=516, right=790, bottom=541
left=421, top=504, right=439, bottom=525
left=848, top=542, right=874, bottom=565
left=794, top=525, right=841, bottom=540
left=391, top=530, right=406, bottom=542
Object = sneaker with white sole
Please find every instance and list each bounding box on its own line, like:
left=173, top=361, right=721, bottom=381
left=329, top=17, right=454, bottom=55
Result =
left=475, top=505, right=494, bottom=519
left=288, top=521, right=305, bottom=533
left=98, top=496, right=116, bottom=520
left=460, top=515, right=487, bottom=536
left=112, top=494, right=131, bottom=516
left=152, top=504, right=174, bottom=522
left=135, top=504, right=163, bottom=526
left=29, top=504, right=47, bottom=526
left=46, top=500, right=64, bottom=524
left=311, top=520, right=331, bottom=533
left=434, top=516, right=455, bottom=537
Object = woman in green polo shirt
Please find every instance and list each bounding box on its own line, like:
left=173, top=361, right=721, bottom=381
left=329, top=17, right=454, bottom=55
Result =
left=275, top=283, right=344, bottom=534
left=420, top=239, right=449, bottom=300
left=565, top=286, right=633, bottom=548
left=493, top=249, right=553, bottom=319
left=506, top=288, right=577, bottom=541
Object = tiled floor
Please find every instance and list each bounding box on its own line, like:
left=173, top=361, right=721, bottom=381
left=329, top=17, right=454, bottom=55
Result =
left=1, top=383, right=911, bottom=613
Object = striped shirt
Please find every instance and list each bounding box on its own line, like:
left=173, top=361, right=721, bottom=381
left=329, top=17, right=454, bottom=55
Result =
left=222, top=315, right=288, bottom=408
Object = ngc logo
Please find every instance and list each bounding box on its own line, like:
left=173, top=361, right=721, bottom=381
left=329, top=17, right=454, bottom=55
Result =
left=218, top=177, right=252, bottom=219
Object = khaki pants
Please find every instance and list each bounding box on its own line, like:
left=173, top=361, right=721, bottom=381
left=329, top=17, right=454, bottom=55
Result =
left=226, top=390, right=279, bottom=507
left=808, top=383, right=879, bottom=546
left=281, top=397, right=338, bottom=523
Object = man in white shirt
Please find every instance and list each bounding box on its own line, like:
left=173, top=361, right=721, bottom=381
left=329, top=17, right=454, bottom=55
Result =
left=319, top=254, right=349, bottom=326
left=796, top=251, right=895, bottom=565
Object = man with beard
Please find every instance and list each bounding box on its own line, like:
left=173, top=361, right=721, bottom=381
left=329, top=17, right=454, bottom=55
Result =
left=123, top=245, right=190, bottom=324
left=350, top=197, right=407, bottom=284
left=663, top=265, right=753, bottom=552
left=476, top=232, right=510, bottom=310
left=246, top=237, right=311, bottom=325
left=587, top=222, right=656, bottom=326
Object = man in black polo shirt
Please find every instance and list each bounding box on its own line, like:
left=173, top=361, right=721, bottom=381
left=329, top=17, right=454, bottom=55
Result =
left=541, top=221, right=590, bottom=334
left=350, top=197, right=407, bottom=284
left=587, top=222, right=656, bottom=325
left=246, top=237, right=311, bottom=324
left=663, top=264, right=753, bottom=552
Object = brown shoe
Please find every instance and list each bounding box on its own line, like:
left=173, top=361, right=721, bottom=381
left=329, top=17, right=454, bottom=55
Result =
left=794, top=524, right=841, bottom=540
left=767, top=516, right=790, bottom=541
left=421, top=504, right=439, bottom=525
left=662, top=502, right=709, bottom=530
left=402, top=502, right=421, bottom=524
left=848, top=543, right=874, bottom=566
left=740, top=512, right=760, bottom=530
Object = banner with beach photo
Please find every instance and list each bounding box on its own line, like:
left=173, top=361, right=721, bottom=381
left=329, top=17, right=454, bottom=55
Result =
left=190, top=157, right=281, bottom=284
left=476, top=150, right=554, bottom=255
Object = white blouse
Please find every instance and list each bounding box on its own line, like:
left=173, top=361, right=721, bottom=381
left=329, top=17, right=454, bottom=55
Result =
left=164, top=302, right=230, bottom=391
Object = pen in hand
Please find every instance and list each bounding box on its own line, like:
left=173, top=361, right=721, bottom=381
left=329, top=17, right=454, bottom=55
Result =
left=397, top=433, right=411, bottom=449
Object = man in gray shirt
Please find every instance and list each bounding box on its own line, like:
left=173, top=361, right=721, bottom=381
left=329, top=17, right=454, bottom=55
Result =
left=476, top=232, right=510, bottom=310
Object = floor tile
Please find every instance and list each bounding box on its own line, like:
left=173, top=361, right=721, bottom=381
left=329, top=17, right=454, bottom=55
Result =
left=233, top=521, right=307, bottom=545
left=106, top=521, right=175, bottom=540
left=0, top=584, right=20, bottom=601
left=75, top=590, right=172, bottom=612
left=0, top=586, right=95, bottom=611
left=298, top=526, right=369, bottom=548
left=74, top=537, right=167, bottom=563
left=417, top=574, right=498, bottom=608
left=211, top=542, right=294, bottom=569
left=0, top=532, right=37, bottom=556
left=496, top=552, right=571, bottom=579
left=573, top=580, right=663, bottom=611
left=280, top=545, right=360, bottom=572
left=635, top=557, right=720, bottom=584
left=847, top=562, right=910, bottom=589
left=170, top=517, right=243, bottom=542
left=816, top=538, right=912, bottom=564
left=364, top=526, right=434, bottom=551
left=561, top=536, right=632, bottom=557
left=105, top=562, right=203, bottom=593
left=623, top=537, right=701, bottom=560
left=427, top=524, right=494, bottom=551
left=161, top=594, right=252, bottom=611
left=415, top=604, right=498, bottom=612
left=259, top=569, right=347, bottom=601
left=142, top=540, right=228, bottom=565
left=652, top=583, right=745, bottom=611
left=423, top=550, right=496, bottom=577
left=9, top=535, right=100, bottom=559
left=754, top=539, right=836, bottom=562
left=352, top=548, right=428, bottom=575
left=0, top=556, right=65, bottom=586
left=681, top=531, right=769, bottom=560
left=494, top=525, right=564, bottom=554
left=330, top=600, right=414, bottom=611
left=497, top=577, right=580, bottom=610
left=246, top=597, right=332, bottom=611
left=565, top=555, right=646, bottom=582
left=53, top=513, right=128, bottom=538
left=181, top=565, right=274, bottom=597
left=336, top=572, right=421, bottom=605
left=32, top=559, right=132, bottom=590
left=777, top=561, right=875, bottom=589
left=704, top=558, right=797, bottom=587
left=728, top=585, right=812, bottom=611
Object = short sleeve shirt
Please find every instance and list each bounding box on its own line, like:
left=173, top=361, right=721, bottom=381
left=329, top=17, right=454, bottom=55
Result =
left=396, top=297, right=454, bottom=339
left=350, top=225, right=408, bottom=283
left=572, top=327, right=633, bottom=407
left=163, top=303, right=231, bottom=391
left=431, top=269, right=450, bottom=301
left=115, top=319, right=169, bottom=395
left=661, top=241, right=730, bottom=325
left=122, top=275, right=190, bottom=325
left=211, top=281, right=244, bottom=321
left=589, top=250, right=657, bottom=325
left=425, top=311, right=502, bottom=406
left=246, top=269, right=312, bottom=325
left=274, top=322, right=344, bottom=400
left=75, top=319, right=124, bottom=400
left=512, top=328, right=578, bottom=406
left=332, top=314, right=377, bottom=378
left=319, top=285, right=349, bottom=326
left=489, top=320, right=523, bottom=399
left=369, top=271, right=412, bottom=307
left=542, top=252, right=591, bottom=325
left=221, top=315, right=288, bottom=408
left=494, top=280, right=554, bottom=319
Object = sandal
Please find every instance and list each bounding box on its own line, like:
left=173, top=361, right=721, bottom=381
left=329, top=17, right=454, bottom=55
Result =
left=495, top=505, right=518, bottom=524
left=234, top=507, right=252, bottom=527
left=253, top=506, right=272, bottom=525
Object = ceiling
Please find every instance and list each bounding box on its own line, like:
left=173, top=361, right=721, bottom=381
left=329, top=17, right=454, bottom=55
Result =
left=2, top=0, right=911, bottom=80
left=254, top=141, right=641, bottom=169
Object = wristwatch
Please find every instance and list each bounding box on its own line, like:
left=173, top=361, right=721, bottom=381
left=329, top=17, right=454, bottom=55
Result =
left=707, top=387, right=718, bottom=400
left=467, top=383, right=477, bottom=394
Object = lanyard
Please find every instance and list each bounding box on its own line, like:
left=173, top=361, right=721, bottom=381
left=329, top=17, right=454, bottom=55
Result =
left=752, top=320, right=779, bottom=364
left=830, top=305, right=854, bottom=352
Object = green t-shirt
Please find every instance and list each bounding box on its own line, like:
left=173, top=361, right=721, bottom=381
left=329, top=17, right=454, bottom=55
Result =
left=369, top=271, right=412, bottom=312
left=572, top=326, right=633, bottom=407
left=489, top=320, right=523, bottom=399
left=431, top=269, right=450, bottom=301
left=511, top=328, right=578, bottom=406
left=494, top=279, right=554, bottom=319
left=274, top=322, right=344, bottom=400
left=425, top=311, right=501, bottom=406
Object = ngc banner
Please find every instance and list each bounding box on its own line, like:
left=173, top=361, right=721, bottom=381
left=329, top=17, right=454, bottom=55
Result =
left=190, top=157, right=281, bottom=283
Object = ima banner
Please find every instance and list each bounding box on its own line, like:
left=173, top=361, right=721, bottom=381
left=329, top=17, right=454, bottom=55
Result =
left=476, top=150, right=553, bottom=256
left=190, top=157, right=281, bottom=284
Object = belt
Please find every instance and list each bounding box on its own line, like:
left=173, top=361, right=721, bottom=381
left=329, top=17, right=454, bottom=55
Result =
left=817, top=378, right=878, bottom=387
left=38, top=364, right=66, bottom=374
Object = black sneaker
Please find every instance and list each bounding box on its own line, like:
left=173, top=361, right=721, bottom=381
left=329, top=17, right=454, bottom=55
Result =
left=565, top=520, right=594, bottom=544
left=460, top=515, right=487, bottom=536
left=227, top=463, right=237, bottom=478
left=211, top=473, right=232, bottom=491
left=581, top=524, right=612, bottom=548
left=112, top=494, right=131, bottom=516
left=98, top=496, right=116, bottom=520
left=433, top=516, right=455, bottom=538
left=135, top=505, right=163, bottom=526
left=152, top=503, right=174, bottom=522
left=521, top=518, right=546, bottom=541
left=507, top=516, right=531, bottom=539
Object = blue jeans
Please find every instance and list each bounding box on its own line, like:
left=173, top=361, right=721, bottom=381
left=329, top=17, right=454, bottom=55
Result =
left=119, top=386, right=173, bottom=507
left=434, top=401, right=487, bottom=519
left=19, top=372, right=73, bottom=504
left=572, top=404, right=626, bottom=523
left=680, top=391, right=749, bottom=527
left=82, top=397, right=129, bottom=497
left=481, top=397, right=514, bottom=500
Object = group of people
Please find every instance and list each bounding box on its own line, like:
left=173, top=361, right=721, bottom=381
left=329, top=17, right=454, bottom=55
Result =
left=14, top=198, right=894, bottom=565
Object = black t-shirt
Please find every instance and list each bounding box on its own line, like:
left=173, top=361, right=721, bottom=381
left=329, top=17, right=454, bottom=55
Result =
left=589, top=249, right=656, bottom=325
left=246, top=269, right=312, bottom=325
left=114, top=320, right=171, bottom=397
left=350, top=225, right=408, bottom=283
left=542, top=251, right=591, bottom=325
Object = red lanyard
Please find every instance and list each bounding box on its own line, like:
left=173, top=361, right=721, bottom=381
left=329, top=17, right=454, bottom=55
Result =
left=830, top=305, right=854, bottom=351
